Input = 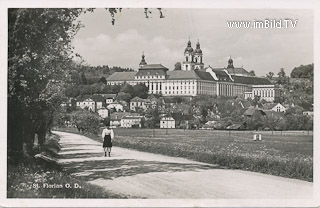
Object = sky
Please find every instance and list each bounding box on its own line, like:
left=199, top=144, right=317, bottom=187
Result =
left=72, top=8, right=314, bottom=76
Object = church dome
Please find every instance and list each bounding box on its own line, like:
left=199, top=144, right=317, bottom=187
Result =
left=184, top=39, right=194, bottom=53
left=194, top=41, right=202, bottom=54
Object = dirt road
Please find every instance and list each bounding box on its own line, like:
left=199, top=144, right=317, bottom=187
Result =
left=54, top=131, right=313, bottom=199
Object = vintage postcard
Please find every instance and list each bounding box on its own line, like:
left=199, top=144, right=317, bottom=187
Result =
left=1, top=0, right=319, bottom=207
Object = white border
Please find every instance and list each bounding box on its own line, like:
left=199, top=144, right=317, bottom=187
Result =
left=0, top=0, right=319, bottom=207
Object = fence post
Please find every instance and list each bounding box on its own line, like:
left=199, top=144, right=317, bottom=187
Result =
left=153, top=128, right=155, bottom=137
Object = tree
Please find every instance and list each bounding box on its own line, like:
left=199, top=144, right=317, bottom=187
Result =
left=8, top=8, right=83, bottom=159
left=71, top=109, right=100, bottom=134
left=116, top=92, right=132, bottom=102
left=174, top=62, right=182, bottom=70
left=266, top=71, right=274, bottom=80
left=120, top=83, right=134, bottom=94
left=133, top=83, right=149, bottom=99
left=291, top=64, right=313, bottom=79
left=8, top=8, right=165, bottom=161
left=80, top=72, right=87, bottom=85
left=277, top=68, right=288, bottom=85
left=249, top=70, right=256, bottom=76
left=99, top=76, right=107, bottom=84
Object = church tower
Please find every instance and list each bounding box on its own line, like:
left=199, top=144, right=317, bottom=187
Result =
left=227, top=56, right=234, bottom=68
left=182, top=39, right=194, bottom=71
left=139, top=52, right=147, bottom=68
left=194, top=40, right=204, bottom=70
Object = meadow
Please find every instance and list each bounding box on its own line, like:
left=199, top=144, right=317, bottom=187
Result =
left=57, top=128, right=313, bottom=181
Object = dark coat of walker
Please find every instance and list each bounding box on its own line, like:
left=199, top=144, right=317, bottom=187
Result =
left=103, top=134, right=112, bottom=148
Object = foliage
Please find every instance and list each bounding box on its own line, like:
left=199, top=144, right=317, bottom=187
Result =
left=71, top=109, right=101, bottom=134
left=8, top=8, right=84, bottom=159
left=291, top=64, right=313, bottom=79
left=174, top=62, right=182, bottom=70
left=277, top=68, right=289, bottom=85
left=132, top=83, right=149, bottom=99
left=266, top=71, right=274, bottom=80
left=80, top=72, right=87, bottom=85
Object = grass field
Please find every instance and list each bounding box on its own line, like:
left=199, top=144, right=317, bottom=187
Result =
left=56, top=127, right=313, bottom=181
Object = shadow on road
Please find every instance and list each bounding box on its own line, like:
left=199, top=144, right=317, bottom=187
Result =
left=60, top=152, right=222, bottom=182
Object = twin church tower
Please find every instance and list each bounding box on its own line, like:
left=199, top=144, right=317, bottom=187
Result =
left=139, top=39, right=205, bottom=71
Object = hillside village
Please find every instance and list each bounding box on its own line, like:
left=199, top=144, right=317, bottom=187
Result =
left=59, top=41, right=313, bottom=132
left=60, top=80, right=313, bottom=131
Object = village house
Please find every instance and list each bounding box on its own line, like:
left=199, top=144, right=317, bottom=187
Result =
left=97, top=107, right=109, bottom=119
left=107, top=101, right=124, bottom=112
left=130, top=97, right=147, bottom=111
left=160, top=116, right=176, bottom=129
left=303, top=111, right=314, bottom=117
left=110, top=112, right=139, bottom=127
left=102, top=94, right=117, bottom=104
left=264, top=103, right=286, bottom=112
left=76, top=95, right=105, bottom=112
left=120, top=116, right=144, bottom=128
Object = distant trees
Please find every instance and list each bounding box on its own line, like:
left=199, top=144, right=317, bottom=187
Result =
left=80, top=72, right=87, bottom=85
left=291, top=64, right=313, bottom=79
left=266, top=71, right=274, bottom=80
left=99, top=76, right=107, bottom=84
left=277, top=68, right=288, bottom=85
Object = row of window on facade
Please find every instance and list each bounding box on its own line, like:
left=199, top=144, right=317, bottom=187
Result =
left=135, top=75, right=165, bottom=80
left=253, top=89, right=275, bottom=98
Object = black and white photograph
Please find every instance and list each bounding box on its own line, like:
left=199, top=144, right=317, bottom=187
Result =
left=1, top=0, right=320, bottom=207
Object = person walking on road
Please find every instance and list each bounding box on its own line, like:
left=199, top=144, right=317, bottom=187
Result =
left=102, top=123, right=114, bottom=157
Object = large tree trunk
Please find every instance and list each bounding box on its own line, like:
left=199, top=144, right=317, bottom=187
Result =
left=7, top=100, right=24, bottom=163
left=23, top=116, right=36, bottom=155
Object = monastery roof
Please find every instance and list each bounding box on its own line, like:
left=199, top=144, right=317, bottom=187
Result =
left=140, top=64, right=168, bottom=71
left=136, top=69, right=167, bottom=77
left=233, top=76, right=271, bottom=85
left=213, top=67, right=252, bottom=77
left=167, top=70, right=215, bottom=81
left=106, top=72, right=136, bottom=81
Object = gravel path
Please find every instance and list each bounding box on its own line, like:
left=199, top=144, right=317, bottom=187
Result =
left=54, top=131, right=313, bottom=199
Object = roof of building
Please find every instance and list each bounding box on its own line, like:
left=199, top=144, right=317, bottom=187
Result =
left=130, top=97, right=146, bottom=102
left=110, top=112, right=139, bottom=120
left=233, top=76, right=271, bottom=85
left=106, top=72, right=136, bottom=81
left=167, top=70, right=215, bottom=81
left=76, top=95, right=105, bottom=102
left=263, top=103, right=278, bottom=109
left=213, top=67, right=252, bottom=77
left=243, top=106, right=266, bottom=116
left=122, top=116, right=143, bottom=120
left=139, top=64, right=168, bottom=71
left=161, top=116, right=175, bottom=121
left=136, top=69, right=167, bottom=77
